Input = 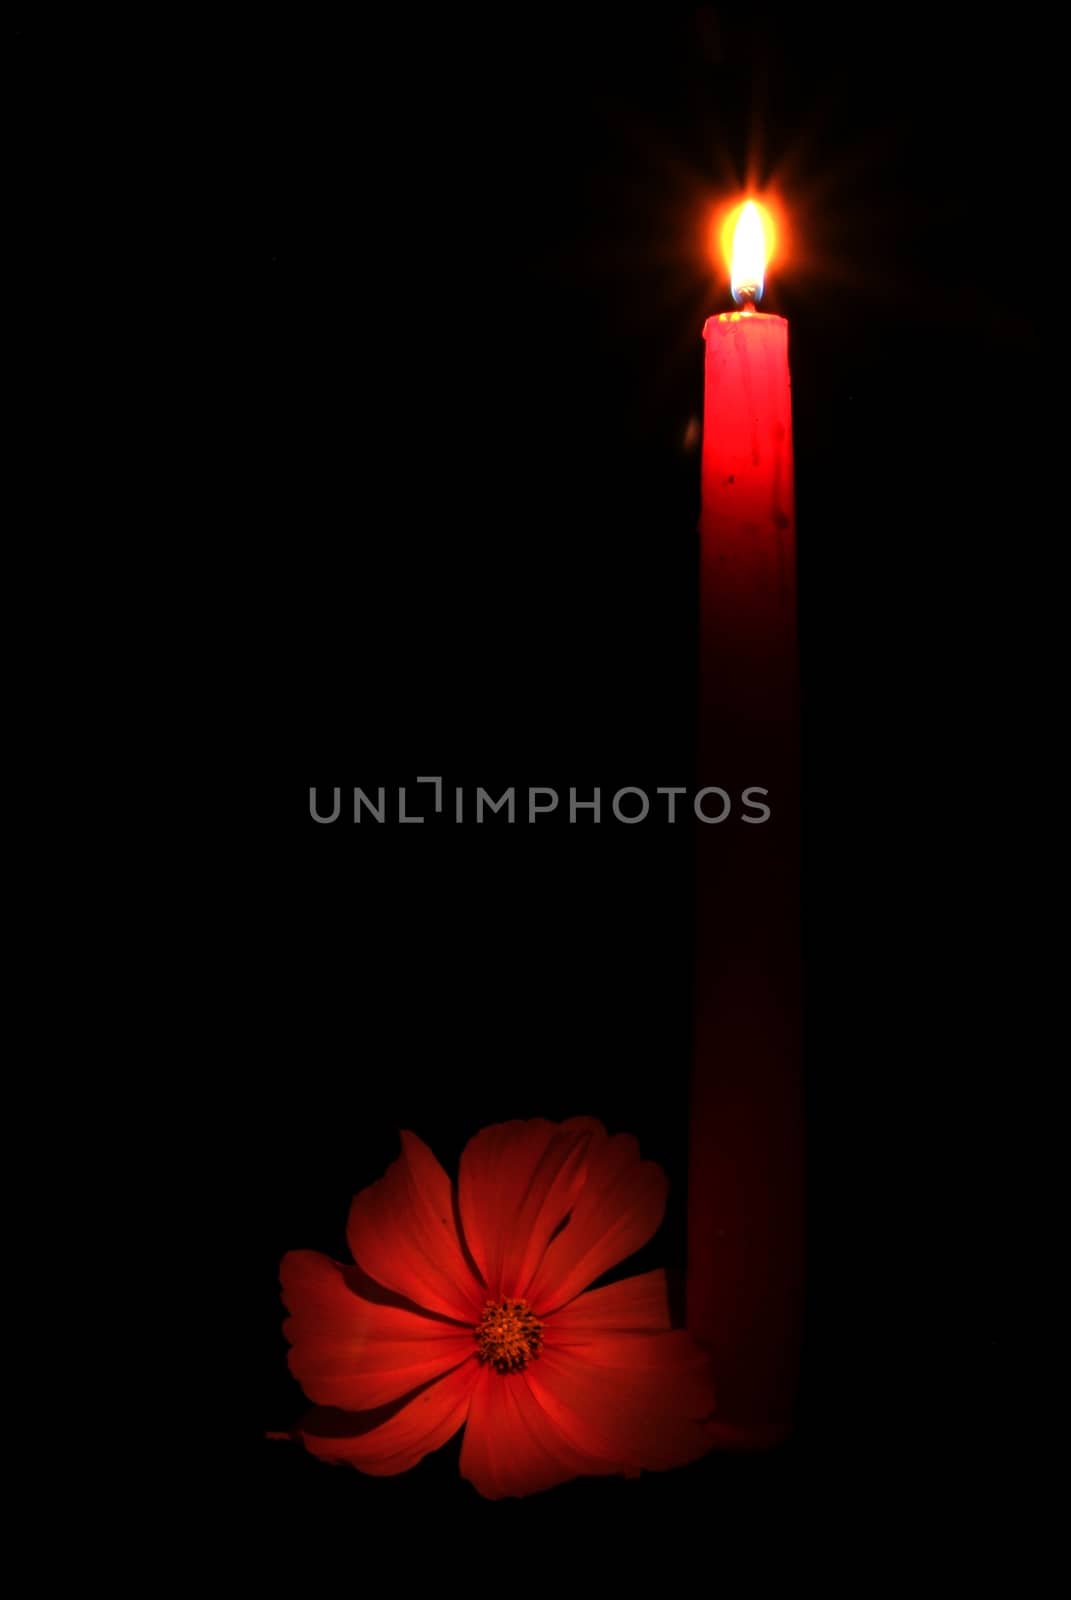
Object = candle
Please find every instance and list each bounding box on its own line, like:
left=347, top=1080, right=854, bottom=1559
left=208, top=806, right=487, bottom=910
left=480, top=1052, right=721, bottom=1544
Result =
left=687, top=201, right=804, bottom=1440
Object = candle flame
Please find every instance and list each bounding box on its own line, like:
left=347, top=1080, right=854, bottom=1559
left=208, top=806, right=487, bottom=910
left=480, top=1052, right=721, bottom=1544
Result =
left=728, top=200, right=774, bottom=304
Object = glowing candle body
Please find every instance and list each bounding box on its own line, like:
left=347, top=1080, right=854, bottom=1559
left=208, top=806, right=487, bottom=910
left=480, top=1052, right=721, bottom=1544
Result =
left=687, top=307, right=803, bottom=1437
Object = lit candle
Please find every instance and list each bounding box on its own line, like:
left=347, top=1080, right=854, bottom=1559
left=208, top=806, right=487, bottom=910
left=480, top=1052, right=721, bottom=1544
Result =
left=687, top=200, right=804, bottom=1441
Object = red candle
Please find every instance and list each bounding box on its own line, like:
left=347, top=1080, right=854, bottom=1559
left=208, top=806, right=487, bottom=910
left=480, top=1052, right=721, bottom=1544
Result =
left=687, top=201, right=804, bottom=1440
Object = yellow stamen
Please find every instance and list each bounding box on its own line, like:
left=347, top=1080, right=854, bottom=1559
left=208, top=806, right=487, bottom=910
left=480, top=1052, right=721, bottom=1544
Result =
left=474, top=1298, right=544, bottom=1374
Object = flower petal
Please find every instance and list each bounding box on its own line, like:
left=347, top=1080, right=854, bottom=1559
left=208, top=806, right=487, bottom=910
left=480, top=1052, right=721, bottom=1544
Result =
left=525, top=1129, right=668, bottom=1314
left=281, top=1250, right=477, bottom=1410
left=457, top=1119, right=593, bottom=1300
left=346, top=1130, right=484, bottom=1321
left=525, top=1333, right=715, bottom=1473
left=296, top=1358, right=479, bottom=1474
left=547, top=1268, right=672, bottom=1338
left=459, top=1364, right=609, bottom=1500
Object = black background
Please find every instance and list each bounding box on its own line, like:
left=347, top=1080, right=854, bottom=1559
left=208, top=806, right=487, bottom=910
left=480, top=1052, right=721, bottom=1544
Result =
left=55, top=7, right=1044, bottom=1566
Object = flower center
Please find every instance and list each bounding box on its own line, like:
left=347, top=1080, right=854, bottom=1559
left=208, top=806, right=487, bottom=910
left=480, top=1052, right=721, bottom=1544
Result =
left=474, top=1298, right=544, bottom=1373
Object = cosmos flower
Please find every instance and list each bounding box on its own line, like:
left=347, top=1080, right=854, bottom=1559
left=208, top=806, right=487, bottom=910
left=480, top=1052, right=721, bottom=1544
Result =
left=278, top=1116, right=715, bottom=1499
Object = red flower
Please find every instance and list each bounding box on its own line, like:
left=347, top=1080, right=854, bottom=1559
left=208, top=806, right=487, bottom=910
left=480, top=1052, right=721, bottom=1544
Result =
left=278, top=1117, right=715, bottom=1499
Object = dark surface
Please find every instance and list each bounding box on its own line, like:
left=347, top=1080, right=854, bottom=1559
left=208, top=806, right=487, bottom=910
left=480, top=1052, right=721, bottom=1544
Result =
left=56, top=9, right=1044, bottom=1560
